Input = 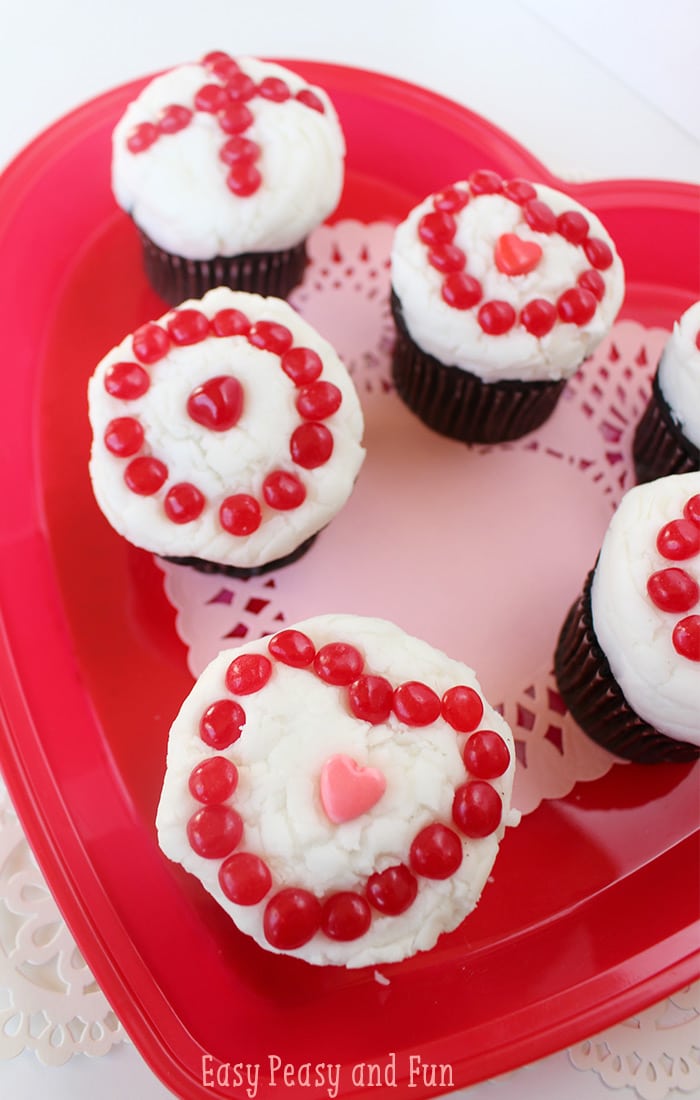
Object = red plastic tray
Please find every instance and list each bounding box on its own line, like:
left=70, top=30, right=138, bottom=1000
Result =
left=0, top=61, right=698, bottom=1100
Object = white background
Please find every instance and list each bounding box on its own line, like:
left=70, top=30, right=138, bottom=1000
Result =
left=1, top=1, right=699, bottom=1098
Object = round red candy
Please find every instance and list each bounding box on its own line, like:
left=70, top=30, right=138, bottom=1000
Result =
left=262, top=470, right=306, bottom=510
left=583, top=237, right=614, bottom=270
left=672, top=615, right=700, bottom=661
left=225, top=71, right=256, bottom=101
left=257, top=76, right=291, bottom=102
left=186, top=804, right=243, bottom=859
left=409, top=823, right=462, bottom=879
left=432, top=186, right=469, bottom=213
left=264, top=888, right=322, bottom=949
left=468, top=169, right=503, bottom=195
left=441, top=272, right=482, bottom=310
left=194, top=83, right=228, bottom=113
left=211, top=308, right=250, bottom=337
left=164, top=482, right=206, bottom=524
left=188, top=756, right=238, bottom=803
left=296, top=88, right=325, bottom=113
left=657, top=519, right=700, bottom=560
left=577, top=269, right=605, bottom=301
left=295, top=381, right=342, bottom=421
left=522, top=199, right=556, bottom=234
left=418, top=210, right=456, bottom=246
left=428, top=243, right=466, bottom=274
left=441, top=685, right=484, bottom=733
left=684, top=495, right=700, bottom=526
left=104, top=417, right=144, bottom=457
left=477, top=300, right=516, bottom=335
left=556, top=210, right=589, bottom=244
left=219, top=853, right=272, bottom=905
left=126, top=122, right=158, bottom=153
left=290, top=422, right=334, bottom=468
left=167, top=309, right=210, bottom=345
left=187, top=375, right=244, bottom=432
left=393, top=681, right=441, bottom=726
left=227, top=161, right=262, bottom=196
left=226, top=653, right=272, bottom=695
left=268, top=629, right=316, bottom=668
left=321, top=892, right=372, bottom=941
left=646, top=568, right=699, bottom=614
left=503, top=179, right=537, bottom=204
left=219, top=136, right=260, bottom=165
left=348, top=675, right=394, bottom=725
left=220, top=494, right=262, bottom=536
left=104, top=361, right=150, bottom=399
left=520, top=298, right=557, bottom=337
left=247, top=321, right=294, bottom=355
left=313, top=643, right=364, bottom=686
left=366, top=864, right=417, bottom=915
left=463, top=730, right=511, bottom=779
left=124, top=456, right=168, bottom=495
left=132, top=323, right=170, bottom=364
left=199, top=699, right=246, bottom=749
left=452, top=781, right=502, bottom=838
left=157, top=104, right=193, bottom=134
left=557, top=287, right=597, bottom=326
left=280, top=346, right=323, bottom=386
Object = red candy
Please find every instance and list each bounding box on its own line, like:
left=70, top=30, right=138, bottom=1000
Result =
left=494, top=233, right=542, bottom=276
left=219, top=136, right=260, bottom=164
left=428, top=243, right=466, bottom=274
left=468, top=169, right=503, bottom=194
left=520, top=298, right=557, bottom=337
left=321, top=892, right=372, bottom=941
left=199, top=699, right=246, bottom=749
left=557, top=287, right=597, bottom=326
left=268, top=629, right=316, bottom=668
left=264, top=888, right=321, bottom=949
left=248, top=321, right=294, bottom=355
left=262, top=470, right=306, bottom=510
left=556, top=210, right=590, bottom=244
left=583, top=237, right=614, bottom=270
left=296, top=88, right=325, bottom=113
left=257, top=76, right=291, bottom=102
left=167, top=309, right=210, bottom=345
left=463, top=730, right=511, bottom=779
left=187, top=375, right=244, bottom=431
left=393, top=681, right=441, bottom=726
left=672, top=616, right=700, bottom=661
left=502, top=179, right=537, bottom=204
left=452, top=781, right=502, bottom=837
left=211, top=308, right=250, bottom=337
left=281, top=347, right=323, bottom=386
left=124, top=456, right=168, bottom=495
left=684, top=496, right=700, bottom=527
left=657, top=519, right=700, bottom=560
left=432, top=186, right=469, bottom=213
left=164, top=482, right=206, bottom=524
left=226, top=653, right=272, bottom=695
left=348, top=675, right=394, bottom=725
left=194, top=83, right=229, bottom=113
left=186, top=804, right=243, bottom=859
left=290, top=422, right=334, bottom=468
left=647, top=568, right=699, bottom=613
left=295, top=381, right=342, bottom=420
left=441, top=685, right=484, bottom=733
left=314, top=643, right=364, bottom=686
left=219, top=852, right=272, bottom=905
left=219, top=494, right=262, bottom=535
left=409, top=823, right=462, bottom=879
left=218, top=103, right=254, bottom=136
left=157, top=104, right=193, bottom=134
left=126, top=122, right=158, bottom=153
left=477, top=300, right=516, bottom=335
left=366, top=864, right=417, bottom=915
left=225, top=71, right=256, bottom=101
left=104, top=417, right=143, bottom=457
left=104, top=361, right=150, bottom=399
left=418, top=210, right=457, bottom=246
left=522, top=199, right=556, bottom=234
left=577, top=269, right=606, bottom=301
left=442, top=272, right=482, bottom=310
left=132, top=323, right=170, bottom=364
left=226, top=161, right=262, bottom=196
left=188, top=756, right=238, bottom=803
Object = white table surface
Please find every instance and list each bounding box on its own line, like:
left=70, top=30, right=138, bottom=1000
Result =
left=1, top=1, right=699, bottom=1098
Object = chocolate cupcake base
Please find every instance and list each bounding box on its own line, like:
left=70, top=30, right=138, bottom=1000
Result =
left=554, top=571, right=700, bottom=764
left=390, top=292, right=566, bottom=444
left=633, top=369, right=699, bottom=484
left=161, top=532, right=318, bottom=580
left=139, top=230, right=309, bottom=306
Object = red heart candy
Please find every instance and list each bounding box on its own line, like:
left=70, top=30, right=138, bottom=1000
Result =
left=187, top=375, right=244, bottom=431
left=320, top=754, right=386, bottom=824
left=494, top=233, right=543, bottom=276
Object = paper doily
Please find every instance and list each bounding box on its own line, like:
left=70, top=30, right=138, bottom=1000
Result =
left=159, top=218, right=673, bottom=818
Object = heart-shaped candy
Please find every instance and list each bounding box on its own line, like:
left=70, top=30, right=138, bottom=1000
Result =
left=494, top=233, right=543, bottom=276
left=320, top=753, right=386, bottom=824
left=187, top=375, right=244, bottom=431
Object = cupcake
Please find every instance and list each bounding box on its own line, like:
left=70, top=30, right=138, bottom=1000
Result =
left=112, top=52, right=345, bottom=304
left=87, top=288, right=365, bottom=577
left=555, top=472, right=700, bottom=763
left=156, top=614, right=518, bottom=967
left=633, top=301, right=700, bottom=483
left=390, top=170, right=625, bottom=443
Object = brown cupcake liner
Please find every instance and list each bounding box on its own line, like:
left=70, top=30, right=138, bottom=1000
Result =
left=554, top=571, right=699, bottom=764
left=138, top=229, right=309, bottom=306
left=390, top=292, right=567, bottom=444
left=633, top=368, right=699, bottom=484
left=161, top=532, right=318, bottom=580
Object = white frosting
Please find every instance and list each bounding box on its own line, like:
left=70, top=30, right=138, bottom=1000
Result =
left=657, top=301, right=700, bottom=450
left=156, top=614, right=518, bottom=968
left=391, top=181, right=625, bottom=383
left=591, top=472, right=700, bottom=745
left=88, top=288, right=365, bottom=570
left=112, top=57, right=345, bottom=259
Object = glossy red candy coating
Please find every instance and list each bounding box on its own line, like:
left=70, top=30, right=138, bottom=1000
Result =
left=463, top=730, right=511, bottom=779
left=247, top=321, right=294, bottom=355
left=104, top=361, right=150, bottom=399
left=166, top=309, right=210, bottom=345
left=156, top=105, right=193, bottom=134
left=188, top=756, right=238, bottom=804
left=132, top=323, right=170, bottom=365
left=409, top=823, right=463, bottom=879
left=468, top=169, right=503, bottom=194
left=219, top=494, right=262, bottom=536
left=583, top=237, right=614, bottom=270
left=418, top=210, right=457, bottom=246
left=186, top=804, right=243, bottom=859
left=503, top=179, right=537, bottom=204
left=366, top=864, right=418, bottom=915
left=194, top=83, right=229, bottom=113
left=164, top=482, right=206, bottom=524
left=225, top=653, right=272, bottom=695
left=321, top=892, right=372, bottom=941
left=219, top=853, right=272, bottom=905
left=556, top=210, right=590, bottom=244
left=348, top=675, right=394, bottom=724
left=441, top=272, right=482, bottom=310
left=268, top=629, right=316, bottom=668
left=522, top=199, right=557, bottom=233
left=520, top=298, right=557, bottom=337
left=103, top=417, right=144, bottom=457
left=280, top=347, right=323, bottom=386
left=296, top=88, right=325, bottom=113
left=428, top=243, right=466, bottom=274
left=263, top=888, right=322, bottom=949
left=393, top=681, right=441, bottom=726
left=187, top=375, right=244, bottom=432
left=126, top=122, right=158, bottom=153
left=657, top=519, right=700, bottom=560
left=432, top=186, right=469, bottom=213
left=225, top=71, right=257, bottom=102
left=290, top=422, right=334, bottom=468
left=647, top=568, right=699, bottom=613
left=557, top=287, right=597, bottom=326
left=313, top=643, right=364, bottom=686
left=684, top=495, right=700, bottom=526
left=257, top=76, right=291, bottom=102
left=262, top=470, right=306, bottom=510
left=199, top=699, right=246, bottom=749
left=219, top=136, right=261, bottom=165
left=452, top=781, right=503, bottom=838
left=295, top=381, right=342, bottom=420
left=124, top=456, right=168, bottom=495
left=577, top=269, right=606, bottom=301
left=672, top=616, right=700, bottom=661
left=226, top=161, right=262, bottom=196
left=477, top=300, right=516, bottom=335
left=211, top=309, right=250, bottom=337
left=441, top=685, right=484, bottom=733
left=218, top=103, right=255, bottom=137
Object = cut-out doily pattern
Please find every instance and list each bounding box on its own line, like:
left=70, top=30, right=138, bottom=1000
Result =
left=0, top=778, right=126, bottom=1064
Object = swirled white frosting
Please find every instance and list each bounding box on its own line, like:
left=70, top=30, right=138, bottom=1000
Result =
left=112, top=57, right=345, bottom=259
left=391, top=181, right=625, bottom=383
left=156, top=613, right=518, bottom=967
left=657, top=301, right=700, bottom=450
left=88, top=288, right=365, bottom=570
left=591, top=471, right=700, bottom=745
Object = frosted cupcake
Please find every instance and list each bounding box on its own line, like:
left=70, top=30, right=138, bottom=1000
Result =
left=633, top=301, right=700, bottom=483
left=555, top=472, right=700, bottom=763
left=112, top=52, right=345, bottom=304
left=88, top=288, right=365, bottom=576
left=156, top=614, right=518, bottom=968
left=390, top=170, right=625, bottom=443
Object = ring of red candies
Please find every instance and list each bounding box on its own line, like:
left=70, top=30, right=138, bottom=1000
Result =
left=125, top=52, right=326, bottom=199
left=646, top=493, right=700, bottom=662
left=418, top=169, right=614, bottom=337
left=185, top=628, right=511, bottom=951
left=102, top=305, right=342, bottom=533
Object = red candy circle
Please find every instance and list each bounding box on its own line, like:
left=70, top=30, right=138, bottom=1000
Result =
left=248, top=321, right=293, bottom=355
left=321, top=892, right=372, bottom=941
left=211, top=308, right=250, bottom=337
left=657, top=519, right=700, bottom=560
left=263, top=888, right=322, bottom=950
left=295, top=381, right=342, bottom=420
left=314, top=643, right=364, bottom=686
left=410, top=824, right=463, bottom=879
left=647, top=568, right=699, bottom=614
left=262, top=470, right=307, bottom=510
left=393, top=681, right=441, bottom=726
left=268, top=629, right=316, bottom=668
left=418, top=210, right=456, bottom=245
left=463, top=730, right=511, bottom=779
left=188, top=756, right=238, bottom=803
left=366, top=864, right=417, bottom=915
left=124, top=456, right=168, bottom=495
left=199, top=699, right=246, bottom=749
left=478, top=300, right=516, bottom=335
left=442, top=272, right=482, bottom=310
left=226, top=653, right=272, bottom=695
left=164, top=482, right=206, bottom=524
left=104, top=361, right=150, bottom=399
left=520, top=298, right=557, bottom=337
left=187, top=805, right=243, bottom=859
left=672, top=616, right=700, bottom=661
left=683, top=496, right=700, bottom=527
left=220, top=494, right=262, bottom=536
left=441, top=685, right=484, bottom=733
left=281, top=347, right=323, bottom=386
left=557, top=287, right=597, bottom=326
left=167, top=309, right=210, bottom=345
left=290, top=422, right=334, bottom=468
left=556, top=210, right=589, bottom=244
left=219, top=853, right=272, bottom=905
left=348, top=675, right=394, bottom=725
left=452, top=781, right=503, bottom=838
left=104, top=417, right=144, bottom=457
left=132, top=323, right=170, bottom=364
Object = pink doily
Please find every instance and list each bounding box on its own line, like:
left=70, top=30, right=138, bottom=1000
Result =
left=160, top=218, right=673, bottom=817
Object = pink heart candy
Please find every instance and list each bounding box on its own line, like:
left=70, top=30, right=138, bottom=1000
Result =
left=320, top=754, right=386, bottom=824
left=494, top=233, right=543, bottom=276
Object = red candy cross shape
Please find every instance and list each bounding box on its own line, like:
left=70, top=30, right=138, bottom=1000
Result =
left=102, top=306, right=342, bottom=533
left=125, top=52, right=326, bottom=199
left=418, top=169, right=614, bottom=337
left=646, top=493, right=700, bottom=661
left=182, top=628, right=512, bottom=950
